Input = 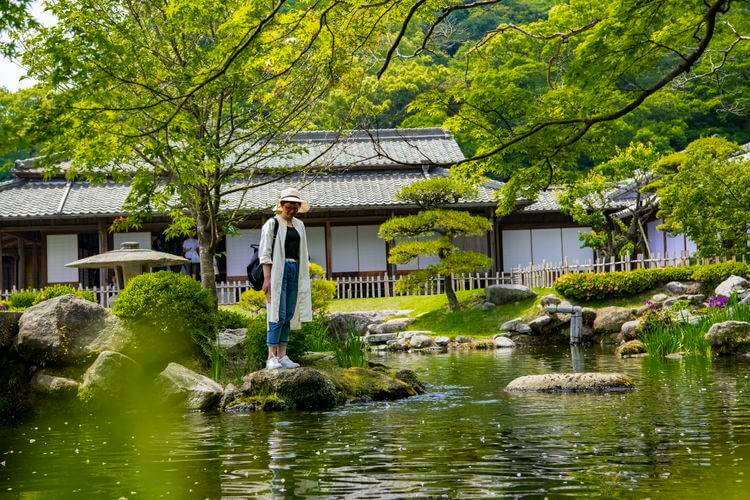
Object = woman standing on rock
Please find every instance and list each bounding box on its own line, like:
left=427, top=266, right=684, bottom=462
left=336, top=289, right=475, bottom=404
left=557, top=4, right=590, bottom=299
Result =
left=259, top=188, right=313, bottom=370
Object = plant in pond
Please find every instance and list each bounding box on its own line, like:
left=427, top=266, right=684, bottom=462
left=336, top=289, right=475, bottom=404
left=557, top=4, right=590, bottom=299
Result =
left=378, top=178, right=492, bottom=311
left=641, top=318, right=713, bottom=357
left=332, top=333, right=368, bottom=369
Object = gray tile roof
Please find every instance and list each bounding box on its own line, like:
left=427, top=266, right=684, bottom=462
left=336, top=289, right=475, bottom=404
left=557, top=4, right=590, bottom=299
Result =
left=13, top=128, right=466, bottom=178
left=0, top=168, right=497, bottom=220
left=518, top=189, right=563, bottom=212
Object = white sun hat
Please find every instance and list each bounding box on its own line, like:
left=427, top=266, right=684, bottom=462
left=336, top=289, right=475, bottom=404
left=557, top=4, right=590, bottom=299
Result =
left=276, top=187, right=310, bottom=213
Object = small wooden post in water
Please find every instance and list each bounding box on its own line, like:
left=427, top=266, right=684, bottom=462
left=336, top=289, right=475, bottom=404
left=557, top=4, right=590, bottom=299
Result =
left=546, top=304, right=583, bottom=345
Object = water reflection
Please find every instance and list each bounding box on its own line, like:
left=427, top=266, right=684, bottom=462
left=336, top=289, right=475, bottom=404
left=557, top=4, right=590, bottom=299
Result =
left=2, top=349, right=750, bottom=498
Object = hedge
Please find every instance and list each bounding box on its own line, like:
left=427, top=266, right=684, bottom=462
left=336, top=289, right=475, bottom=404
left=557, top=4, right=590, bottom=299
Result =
left=553, top=262, right=750, bottom=301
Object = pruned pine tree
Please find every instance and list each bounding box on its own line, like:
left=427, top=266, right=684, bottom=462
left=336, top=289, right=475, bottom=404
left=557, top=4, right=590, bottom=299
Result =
left=379, top=178, right=492, bottom=311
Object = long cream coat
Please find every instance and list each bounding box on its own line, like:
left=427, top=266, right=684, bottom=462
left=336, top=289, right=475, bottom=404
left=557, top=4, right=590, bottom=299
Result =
left=259, top=215, right=312, bottom=330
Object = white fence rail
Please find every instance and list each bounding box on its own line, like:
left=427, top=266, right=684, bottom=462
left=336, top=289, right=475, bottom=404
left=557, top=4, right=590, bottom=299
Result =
left=3, top=254, right=743, bottom=307
left=1, top=272, right=515, bottom=307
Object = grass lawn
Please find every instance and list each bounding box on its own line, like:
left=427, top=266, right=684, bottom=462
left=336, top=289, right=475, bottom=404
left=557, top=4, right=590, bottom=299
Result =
left=329, top=288, right=552, bottom=338
left=223, top=286, right=658, bottom=338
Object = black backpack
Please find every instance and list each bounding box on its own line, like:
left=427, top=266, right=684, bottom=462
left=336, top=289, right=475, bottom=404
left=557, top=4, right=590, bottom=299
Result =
left=247, top=218, right=278, bottom=291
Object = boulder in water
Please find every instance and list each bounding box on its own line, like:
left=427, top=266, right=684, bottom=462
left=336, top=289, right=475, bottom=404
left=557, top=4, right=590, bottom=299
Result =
left=15, top=295, right=130, bottom=365
left=79, top=351, right=141, bottom=402
left=505, top=372, right=634, bottom=393
left=593, top=307, right=637, bottom=335
left=158, top=362, right=224, bottom=411
left=705, top=321, right=750, bottom=354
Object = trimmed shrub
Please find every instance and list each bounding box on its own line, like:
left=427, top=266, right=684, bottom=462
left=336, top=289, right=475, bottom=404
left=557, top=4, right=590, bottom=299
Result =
left=215, top=308, right=252, bottom=331
left=113, top=271, right=214, bottom=337
left=691, top=261, right=750, bottom=289
left=554, top=267, right=693, bottom=301
left=238, top=289, right=266, bottom=313
left=554, top=262, right=750, bottom=301
left=8, top=291, right=39, bottom=309
left=311, top=279, right=337, bottom=313
left=33, top=284, right=96, bottom=305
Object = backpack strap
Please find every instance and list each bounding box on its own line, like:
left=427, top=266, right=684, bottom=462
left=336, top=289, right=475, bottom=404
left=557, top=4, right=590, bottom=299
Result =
left=270, top=217, right=279, bottom=256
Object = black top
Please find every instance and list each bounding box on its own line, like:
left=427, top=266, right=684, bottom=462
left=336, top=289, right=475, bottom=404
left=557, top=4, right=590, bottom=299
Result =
left=284, top=226, right=300, bottom=260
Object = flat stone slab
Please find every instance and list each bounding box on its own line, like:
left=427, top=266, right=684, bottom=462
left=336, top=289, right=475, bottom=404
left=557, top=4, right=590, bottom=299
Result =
left=365, top=333, right=397, bottom=344
left=505, top=372, right=635, bottom=393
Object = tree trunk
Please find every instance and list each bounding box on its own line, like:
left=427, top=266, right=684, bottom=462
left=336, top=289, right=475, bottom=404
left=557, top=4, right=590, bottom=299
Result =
left=444, top=273, right=460, bottom=311
left=195, top=210, right=218, bottom=307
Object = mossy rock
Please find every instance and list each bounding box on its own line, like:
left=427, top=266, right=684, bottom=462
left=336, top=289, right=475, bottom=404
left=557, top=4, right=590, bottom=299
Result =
left=225, top=394, right=289, bottom=413
left=226, top=363, right=425, bottom=412
left=0, top=311, right=22, bottom=349
left=615, top=340, right=647, bottom=358
left=327, top=366, right=416, bottom=401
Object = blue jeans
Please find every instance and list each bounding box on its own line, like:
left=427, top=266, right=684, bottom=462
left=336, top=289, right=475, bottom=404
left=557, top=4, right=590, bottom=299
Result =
left=267, top=260, right=299, bottom=346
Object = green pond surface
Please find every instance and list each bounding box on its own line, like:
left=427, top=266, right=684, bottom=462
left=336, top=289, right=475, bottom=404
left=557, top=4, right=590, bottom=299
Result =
left=2, top=347, right=750, bottom=498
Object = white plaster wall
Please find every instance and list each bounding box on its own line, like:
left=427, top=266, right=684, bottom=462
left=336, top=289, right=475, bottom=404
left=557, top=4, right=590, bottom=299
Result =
left=531, top=228, right=564, bottom=265
left=226, top=229, right=261, bottom=278
left=47, top=234, right=79, bottom=283
left=331, top=226, right=359, bottom=273
left=502, top=229, right=532, bottom=272
left=561, top=227, right=594, bottom=264
left=357, top=225, right=386, bottom=272
left=306, top=226, right=326, bottom=271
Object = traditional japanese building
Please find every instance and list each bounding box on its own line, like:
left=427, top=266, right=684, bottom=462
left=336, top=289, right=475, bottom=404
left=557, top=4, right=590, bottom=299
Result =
left=0, top=127, right=683, bottom=291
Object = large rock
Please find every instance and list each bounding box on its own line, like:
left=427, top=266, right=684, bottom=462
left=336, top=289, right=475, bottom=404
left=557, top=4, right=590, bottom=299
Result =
left=715, top=276, right=750, bottom=298
left=238, top=367, right=339, bottom=410
left=158, top=363, right=224, bottom=411
left=0, top=311, right=22, bottom=349
left=79, top=351, right=141, bottom=402
left=218, top=329, right=246, bottom=357
left=665, top=282, right=688, bottom=295
left=369, top=318, right=414, bottom=335
left=581, top=308, right=597, bottom=326
left=365, top=333, right=397, bottom=344
left=328, top=312, right=377, bottom=338
left=615, top=340, right=647, bottom=358
left=705, top=321, right=750, bottom=354
left=408, top=334, right=434, bottom=349
left=486, top=285, right=536, bottom=305
left=593, top=307, right=637, bottom=335
left=15, top=295, right=129, bottom=365
left=29, top=370, right=79, bottom=396
left=328, top=310, right=410, bottom=338
left=619, top=320, right=643, bottom=342
left=540, top=294, right=561, bottom=307
left=528, top=315, right=560, bottom=335
left=494, top=336, right=516, bottom=348
left=433, top=336, right=450, bottom=346
left=500, top=318, right=532, bottom=335
left=505, top=372, right=635, bottom=393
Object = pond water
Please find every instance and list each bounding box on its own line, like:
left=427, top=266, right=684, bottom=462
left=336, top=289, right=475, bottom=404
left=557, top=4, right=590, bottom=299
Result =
left=2, top=347, right=750, bottom=498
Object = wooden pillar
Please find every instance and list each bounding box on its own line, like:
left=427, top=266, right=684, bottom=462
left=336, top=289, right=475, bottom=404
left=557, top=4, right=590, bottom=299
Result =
left=488, top=211, right=498, bottom=273
left=17, top=236, right=25, bottom=289
left=0, top=231, right=4, bottom=291
left=41, top=232, right=48, bottom=286
left=32, top=237, right=39, bottom=288
left=98, top=222, right=109, bottom=288
left=324, top=221, right=332, bottom=279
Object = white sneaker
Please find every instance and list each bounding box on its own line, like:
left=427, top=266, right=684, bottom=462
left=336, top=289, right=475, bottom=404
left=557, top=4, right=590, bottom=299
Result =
left=278, top=355, right=300, bottom=369
left=266, top=356, right=282, bottom=370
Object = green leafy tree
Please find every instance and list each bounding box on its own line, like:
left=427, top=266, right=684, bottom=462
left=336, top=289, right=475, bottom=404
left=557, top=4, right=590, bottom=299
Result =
left=372, top=0, right=749, bottom=211
left=559, top=143, right=660, bottom=259
left=647, top=137, right=750, bottom=258
left=378, top=178, right=492, bottom=311
left=19, top=0, right=361, bottom=301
